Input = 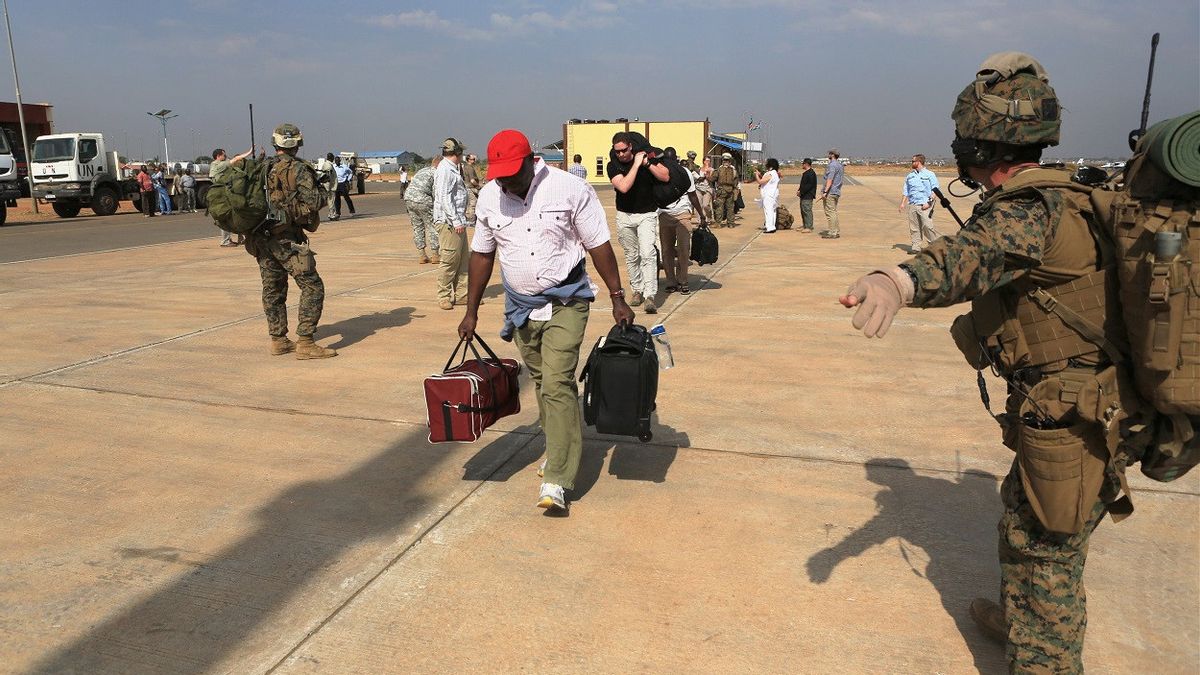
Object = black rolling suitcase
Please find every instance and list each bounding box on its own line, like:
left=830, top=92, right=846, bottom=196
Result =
left=579, top=323, right=658, bottom=442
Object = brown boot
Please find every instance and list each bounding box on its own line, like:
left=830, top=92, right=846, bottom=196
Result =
left=270, top=336, right=296, bottom=355
left=419, top=255, right=431, bottom=264
left=295, top=336, right=337, bottom=360
left=430, top=253, right=441, bottom=264
left=969, top=598, right=1007, bottom=644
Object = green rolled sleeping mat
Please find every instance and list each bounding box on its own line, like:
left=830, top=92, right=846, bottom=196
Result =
left=1142, top=110, right=1200, bottom=187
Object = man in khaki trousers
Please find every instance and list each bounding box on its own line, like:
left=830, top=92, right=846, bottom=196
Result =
left=433, top=138, right=470, bottom=309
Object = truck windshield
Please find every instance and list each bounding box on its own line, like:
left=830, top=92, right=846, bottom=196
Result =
left=0, top=133, right=10, bottom=154
left=33, top=138, right=75, bottom=162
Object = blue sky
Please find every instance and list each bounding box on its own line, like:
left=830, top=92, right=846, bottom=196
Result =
left=7, top=1, right=1198, bottom=162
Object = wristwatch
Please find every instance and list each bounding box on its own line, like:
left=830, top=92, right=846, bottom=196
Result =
left=610, top=288, right=626, bottom=299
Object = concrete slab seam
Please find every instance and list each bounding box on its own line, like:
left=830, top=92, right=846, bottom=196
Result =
left=658, top=226, right=765, bottom=326
left=260, top=430, right=543, bottom=674
left=2, top=267, right=439, bottom=389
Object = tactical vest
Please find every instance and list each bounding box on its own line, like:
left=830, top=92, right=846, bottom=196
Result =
left=715, top=165, right=738, bottom=188
left=956, top=168, right=1125, bottom=377
left=954, top=164, right=1200, bottom=490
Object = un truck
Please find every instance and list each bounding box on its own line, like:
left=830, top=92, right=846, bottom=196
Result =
left=0, top=130, right=22, bottom=224
left=30, top=132, right=212, bottom=218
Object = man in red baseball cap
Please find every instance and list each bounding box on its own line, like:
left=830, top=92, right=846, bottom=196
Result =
left=459, top=129, right=633, bottom=513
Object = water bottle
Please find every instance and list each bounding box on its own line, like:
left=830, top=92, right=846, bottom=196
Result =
left=1155, top=231, right=1183, bottom=259
left=649, top=323, right=673, bottom=370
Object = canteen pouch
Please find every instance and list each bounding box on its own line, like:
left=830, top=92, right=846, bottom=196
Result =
left=1015, top=378, right=1108, bottom=535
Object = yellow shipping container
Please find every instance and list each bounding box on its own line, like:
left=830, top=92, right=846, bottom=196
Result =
left=563, top=120, right=709, bottom=185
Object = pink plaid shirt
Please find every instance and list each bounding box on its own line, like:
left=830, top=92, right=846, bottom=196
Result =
left=472, top=159, right=610, bottom=297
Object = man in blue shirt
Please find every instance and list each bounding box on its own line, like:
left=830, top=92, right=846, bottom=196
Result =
left=898, top=154, right=942, bottom=253
left=568, top=153, right=588, bottom=180
left=819, top=148, right=844, bottom=239
left=332, top=158, right=356, bottom=219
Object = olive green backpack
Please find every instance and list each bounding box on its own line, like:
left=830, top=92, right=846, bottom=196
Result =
left=207, top=158, right=269, bottom=234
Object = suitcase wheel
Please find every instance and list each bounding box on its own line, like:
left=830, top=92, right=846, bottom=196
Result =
left=638, top=431, right=653, bottom=443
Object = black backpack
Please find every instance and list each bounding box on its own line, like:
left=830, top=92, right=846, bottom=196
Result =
left=690, top=224, right=719, bottom=266
left=580, top=323, right=659, bottom=442
left=650, top=154, right=693, bottom=209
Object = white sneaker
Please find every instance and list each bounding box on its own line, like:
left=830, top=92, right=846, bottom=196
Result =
left=537, top=458, right=547, bottom=477
left=537, top=483, right=566, bottom=511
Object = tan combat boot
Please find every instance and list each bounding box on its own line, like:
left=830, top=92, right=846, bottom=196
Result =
left=430, top=253, right=441, bottom=264
left=295, top=336, right=337, bottom=360
left=969, top=598, right=1007, bottom=644
left=270, top=336, right=296, bottom=355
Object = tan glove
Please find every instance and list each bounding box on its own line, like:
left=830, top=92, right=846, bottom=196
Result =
left=840, top=267, right=915, bottom=338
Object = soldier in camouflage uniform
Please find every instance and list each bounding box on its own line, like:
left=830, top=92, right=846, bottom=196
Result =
left=247, top=123, right=337, bottom=359
left=711, top=152, right=739, bottom=228
left=404, top=157, right=440, bottom=264
left=840, top=54, right=1131, bottom=672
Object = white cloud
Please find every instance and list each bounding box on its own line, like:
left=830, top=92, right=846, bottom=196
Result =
left=366, top=4, right=616, bottom=41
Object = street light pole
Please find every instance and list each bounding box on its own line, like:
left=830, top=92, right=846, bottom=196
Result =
left=147, top=109, right=178, bottom=165
left=3, top=0, right=36, bottom=212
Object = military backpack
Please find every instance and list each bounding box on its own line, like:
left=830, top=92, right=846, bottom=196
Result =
left=267, top=155, right=327, bottom=231
left=206, top=158, right=270, bottom=234
left=956, top=111, right=1200, bottom=484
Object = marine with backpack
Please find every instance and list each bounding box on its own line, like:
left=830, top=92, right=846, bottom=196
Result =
left=242, top=123, right=338, bottom=360
left=838, top=46, right=1198, bottom=672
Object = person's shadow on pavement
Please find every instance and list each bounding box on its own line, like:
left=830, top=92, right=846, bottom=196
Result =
left=568, top=420, right=688, bottom=501
left=315, top=306, right=419, bottom=350
left=805, top=458, right=1006, bottom=673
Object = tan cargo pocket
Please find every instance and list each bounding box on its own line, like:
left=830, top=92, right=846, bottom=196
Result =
left=1016, top=380, right=1108, bottom=534
left=1017, top=423, right=1107, bottom=534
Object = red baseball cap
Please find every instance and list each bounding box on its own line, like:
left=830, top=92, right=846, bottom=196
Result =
left=486, top=129, right=532, bottom=180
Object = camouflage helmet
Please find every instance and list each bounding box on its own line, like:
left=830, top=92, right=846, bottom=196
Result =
left=951, top=52, right=1060, bottom=148
left=272, top=123, right=304, bottom=149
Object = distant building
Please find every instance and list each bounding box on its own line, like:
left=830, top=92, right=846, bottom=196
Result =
left=563, top=119, right=710, bottom=185
left=359, top=150, right=419, bottom=173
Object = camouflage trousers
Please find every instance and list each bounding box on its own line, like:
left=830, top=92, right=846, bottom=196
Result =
left=406, top=201, right=439, bottom=253
left=998, top=459, right=1108, bottom=673
left=255, top=238, right=325, bottom=338
left=712, top=186, right=736, bottom=227
left=466, top=187, right=479, bottom=225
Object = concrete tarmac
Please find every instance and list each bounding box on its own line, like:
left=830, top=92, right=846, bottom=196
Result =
left=0, top=175, right=1196, bottom=674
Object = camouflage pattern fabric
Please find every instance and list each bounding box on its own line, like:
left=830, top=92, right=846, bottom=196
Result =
left=405, top=166, right=436, bottom=207
left=952, top=54, right=1059, bottom=147
left=902, top=188, right=1063, bottom=306
left=712, top=186, right=736, bottom=227
left=998, top=461, right=1109, bottom=672
left=408, top=202, right=439, bottom=252
left=902, top=181, right=1114, bottom=671
left=255, top=235, right=325, bottom=338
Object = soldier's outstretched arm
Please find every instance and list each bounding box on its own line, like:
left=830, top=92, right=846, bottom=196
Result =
left=900, top=196, right=1053, bottom=308
left=840, top=196, right=1054, bottom=338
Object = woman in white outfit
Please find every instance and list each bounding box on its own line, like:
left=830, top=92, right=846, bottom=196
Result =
left=752, top=157, right=781, bottom=233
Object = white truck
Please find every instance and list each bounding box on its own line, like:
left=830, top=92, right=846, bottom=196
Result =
left=30, top=132, right=211, bottom=218
left=0, top=130, right=22, bottom=225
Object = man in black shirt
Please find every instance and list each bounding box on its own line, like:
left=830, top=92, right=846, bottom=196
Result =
left=607, top=131, right=670, bottom=314
left=796, top=158, right=818, bottom=232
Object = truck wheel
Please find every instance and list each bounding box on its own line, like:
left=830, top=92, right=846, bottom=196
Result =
left=91, top=187, right=119, bottom=216
left=196, top=184, right=210, bottom=209
left=356, top=174, right=365, bottom=194
left=0, top=202, right=7, bottom=226
left=52, top=200, right=82, bottom=218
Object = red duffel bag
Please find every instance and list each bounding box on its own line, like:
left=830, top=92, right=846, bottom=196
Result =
left=424, top=334, right=521, bottom=443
